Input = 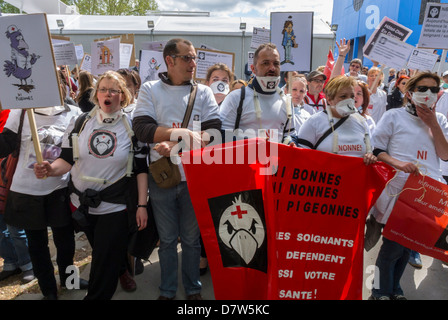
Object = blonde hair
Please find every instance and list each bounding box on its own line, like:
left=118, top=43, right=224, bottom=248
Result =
left=324, top=75, right=356, bottom=102
left=91, top=71, right=132, bottom=108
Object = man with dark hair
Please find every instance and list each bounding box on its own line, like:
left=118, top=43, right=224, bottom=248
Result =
left=133, top=38, right=221, bottom=300
left=220, top=42, right=296, bottom=144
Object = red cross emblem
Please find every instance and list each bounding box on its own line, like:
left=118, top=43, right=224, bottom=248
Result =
left=231, top=205, right=247, bottom=219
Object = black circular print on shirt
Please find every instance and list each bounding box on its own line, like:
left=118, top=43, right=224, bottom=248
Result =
left=88, top=130, right=117, bottom=159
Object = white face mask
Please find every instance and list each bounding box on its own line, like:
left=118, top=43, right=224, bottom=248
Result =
left=334, top=98, right=357, bottom=117
left=210, top=81, right=229, bottom=95
left=256, top=76, right=280, bottom=93
left=412, top=90, right=438, bottom=109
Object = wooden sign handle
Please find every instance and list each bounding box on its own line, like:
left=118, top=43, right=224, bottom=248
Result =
left=26, top=108, right=43, bottom=164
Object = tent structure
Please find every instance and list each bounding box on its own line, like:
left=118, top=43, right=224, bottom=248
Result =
left=4, top=0, right=77, bottom=14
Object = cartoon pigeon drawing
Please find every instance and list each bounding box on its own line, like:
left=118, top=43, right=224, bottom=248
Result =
left=218, top=195, right=266, bottom=265
left=3, top=25, right=40, bottom=92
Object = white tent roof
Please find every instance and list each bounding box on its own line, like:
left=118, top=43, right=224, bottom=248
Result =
left=42, top=13, right=334, bottom=38
left=4, top=0, right=77, bottom=14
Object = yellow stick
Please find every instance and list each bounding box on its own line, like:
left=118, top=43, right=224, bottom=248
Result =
left=26, top=108, right=43, bottom=164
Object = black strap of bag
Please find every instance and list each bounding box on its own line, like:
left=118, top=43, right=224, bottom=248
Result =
left=313, top=115, right=349, bottom=150
left=182, top=83, right=198, bottom=128
left=234, top=85, right=246, bottom=130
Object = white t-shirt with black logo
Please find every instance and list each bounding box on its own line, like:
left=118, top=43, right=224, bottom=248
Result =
left=62, top=114, right=133, bottom=215
left=134, top=81, right=220, bottom=180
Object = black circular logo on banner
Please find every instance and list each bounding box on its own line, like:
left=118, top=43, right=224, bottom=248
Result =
left=88, top=130, right=117, bottom=159
left=353, top=0, right=364, bottom=12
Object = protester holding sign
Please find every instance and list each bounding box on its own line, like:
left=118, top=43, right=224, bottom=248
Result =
left=296, top=75, right=376, bottom=165
left=369, top=72, right=448, bottom=300
left=33, top=71, right=149, bottom=300
left=0, top=71, right=85, bottom=300
left=367, top=67, right=387, bottom=124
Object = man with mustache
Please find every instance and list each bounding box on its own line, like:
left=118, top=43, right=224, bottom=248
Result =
left=220, top=43, right=296, bottom=144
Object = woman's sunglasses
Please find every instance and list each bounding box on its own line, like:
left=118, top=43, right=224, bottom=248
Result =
left=416, top=86, right=440, bottom=94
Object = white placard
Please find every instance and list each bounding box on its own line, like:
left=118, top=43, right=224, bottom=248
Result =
left=120, top=43, right=133, bottom=69
left=75, top=44, right=84, bottom=61
left=0, top=14, right=62, bottom=109
left=139, top=50, right=166, bottom=83
left=251, top=27, right=270, bottom=49
left=195, top=48, right=235, bottom=80
left=141, top=41, right=167, bottom=52
left=407, top=48, right=439, bottom=71
left=270, top=12, right=313, bottom=72
left=363, top=16, right=413, bottom=61
left=368, top=35, right=414, bottom=70
left=53, top=42, right=78, bottom=66
left=90, top=38, right=120, bottom=76
left=418, top=3, right=448, bottom=49
left=80, top=53, right=91, bottom=72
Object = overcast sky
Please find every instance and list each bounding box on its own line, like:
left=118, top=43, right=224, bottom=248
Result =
left=157, top=0, right=334, bottom=24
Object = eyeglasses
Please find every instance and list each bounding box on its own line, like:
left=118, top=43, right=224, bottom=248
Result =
left=311, top=79, right=325, bottom=84
left=170, top=55, right=198, bottom=63
left=98, top=88, right=122, bottom=95
left=416, top=86, right=440, bottom=94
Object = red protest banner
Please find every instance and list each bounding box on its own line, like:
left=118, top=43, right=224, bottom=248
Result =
left=269, top=146, right=393, bottom=300
left=383, top=174, right=448, bottom=263
left=182, top=139, right=394, bottom=300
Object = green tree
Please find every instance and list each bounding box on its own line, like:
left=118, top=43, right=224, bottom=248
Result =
left=0, top=0, right=21, bottom=13
left=62, top=0, right=158, bottom=16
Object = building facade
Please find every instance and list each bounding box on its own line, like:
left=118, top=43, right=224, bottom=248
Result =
left=332, top=0, right=448, bottom=71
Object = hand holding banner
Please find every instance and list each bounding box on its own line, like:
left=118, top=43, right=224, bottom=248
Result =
left=182, top=139, right=395, bottom=300
left=383, top=174, right=448, bottom=263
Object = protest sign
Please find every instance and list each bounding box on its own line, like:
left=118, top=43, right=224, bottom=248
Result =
left=139, top=50, right=166, bottom=83
left=0, top=13, right=62, bottom=110
left=120, top=43, right=133, bottom=69
left=182, top=139, right=394, bottom=300
left=271, top=12, right=313, bottom=72
left=251, top=27, right=270, bottom=49
left=383, top=174, right=448, bottom=263
left=367, top=34, right=414, bottom=70
left=53, top=42, right=78, bottom=66
left=90, top=38, right=120, bottom=76
left=195, top=48, right=235, bottom=81
left=407, top=48, right=439, bottom=71
left=363, top=17, right=412, bottom=61
left=141, top=41, right=167, bottom=52
left=80, top=53, right=91, bottom=72
left=418, top=3, right=448, bottom=49
left=75, top=44, right=84, bottom=61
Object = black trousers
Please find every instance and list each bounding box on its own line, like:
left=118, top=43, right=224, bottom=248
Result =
left=25, top=224, right=75, bottom=297
left=82, top=210, right=128, bottom=300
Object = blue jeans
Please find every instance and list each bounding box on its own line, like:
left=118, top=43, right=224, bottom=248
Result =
left=372, top=237, right=410, bottom=298
left=0, top=214, right=32, bottom=272
left=148, top=176, right=201, bottom=298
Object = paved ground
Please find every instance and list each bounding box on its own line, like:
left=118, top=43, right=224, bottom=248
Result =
left=14, top=236, right=448, bottom=300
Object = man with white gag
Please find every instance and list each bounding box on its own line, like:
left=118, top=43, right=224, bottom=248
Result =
left=219, top=43, right=296, bottom=145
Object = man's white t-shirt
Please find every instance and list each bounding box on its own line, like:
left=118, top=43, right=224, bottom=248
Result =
left=220, top=86, right=295, bottom=143
left=134, top=80, right=220, bottom=180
